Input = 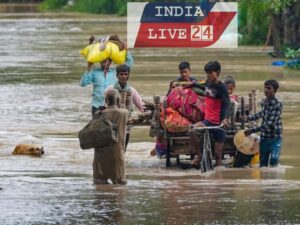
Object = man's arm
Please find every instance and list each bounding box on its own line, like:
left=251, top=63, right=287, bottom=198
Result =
left=222, top=93, right=231, bottom=119
left=220, top=85, right=231, bottom=125
left=80, top=70, right=94, bottom=87
left=248, top=111, right=263, bottom=121
left=130, top=87, right=144, bottom=112
left=125, top=52, right=134, bottom=68
left=245, top=102, right=282, bottom=135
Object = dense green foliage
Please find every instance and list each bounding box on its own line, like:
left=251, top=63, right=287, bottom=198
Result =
left=238, top=0, right=271, bottom=45
left=40, top=0, right=129, bottom=15
left=285, top=48, right=300, bottom=59
left=67, top=0, right=127, bottom=15
left=284, top=48, right=300, bottom=70
left=238, top=0, right=298, bottom=45
left=0, top=0, right=41, bottom=2
left=39, top=0, right=68, bottom=11
left=269, top=0, right=298, bottom=14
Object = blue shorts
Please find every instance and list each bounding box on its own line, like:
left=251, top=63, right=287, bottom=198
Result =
left=202, top=120, right=226, bottom=143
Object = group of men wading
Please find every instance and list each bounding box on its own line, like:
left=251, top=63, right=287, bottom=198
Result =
left=80, top=51, right=143, bottom=185
left=80, top=52, right=283, bottom=185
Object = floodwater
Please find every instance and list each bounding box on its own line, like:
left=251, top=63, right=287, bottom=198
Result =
left=1, top=9, right=300, bottom=225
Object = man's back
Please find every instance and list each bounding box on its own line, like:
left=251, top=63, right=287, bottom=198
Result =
left=80, top=68, right=118, bottom=108
left=102, top=106, right=128, bottom=150
left=93, top=106, right=128, bottom=183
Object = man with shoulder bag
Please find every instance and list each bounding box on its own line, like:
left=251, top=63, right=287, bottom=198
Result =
left=79, top=89, right=128, bottom=185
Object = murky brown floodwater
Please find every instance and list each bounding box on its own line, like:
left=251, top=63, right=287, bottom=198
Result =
left=0, top=8, right=300, bottom=225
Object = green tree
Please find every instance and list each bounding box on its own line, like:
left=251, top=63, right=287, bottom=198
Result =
left=238, top=0, right=300, bottom=53
left=269, top=0, right=300, bottom=53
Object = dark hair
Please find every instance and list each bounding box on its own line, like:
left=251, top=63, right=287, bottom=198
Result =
left=116, top=64, right=130, bottom=74
left=179, top=61, right=190, bottom=70
left=204, top=61, right=221, bottom=73
left=224, top=75, right=236, bottom=87
left=264, top=79, right=279, bottom=92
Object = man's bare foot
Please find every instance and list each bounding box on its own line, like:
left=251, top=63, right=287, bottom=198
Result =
left=112, top=179, right=127, bottom=185
left=150, top=148, right=157, bottom=157
left=191, top=155, right=201, bottom=165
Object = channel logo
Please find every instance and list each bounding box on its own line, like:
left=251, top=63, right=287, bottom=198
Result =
left=127, top=2, right=237, bottom=48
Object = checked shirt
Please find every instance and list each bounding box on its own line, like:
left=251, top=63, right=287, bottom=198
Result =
left=248, top=97, right=283, bottom=140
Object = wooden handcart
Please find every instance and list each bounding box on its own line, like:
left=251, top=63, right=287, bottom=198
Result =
left=148, top=91, right=258, bottom=172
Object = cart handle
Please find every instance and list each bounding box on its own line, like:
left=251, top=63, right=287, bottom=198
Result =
left=189, top=123, right=224, bottom=131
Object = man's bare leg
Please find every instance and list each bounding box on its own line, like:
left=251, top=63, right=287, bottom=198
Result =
left=190, top=122, right=206, bottom=165
left=214, top=142, right=224, bottom=166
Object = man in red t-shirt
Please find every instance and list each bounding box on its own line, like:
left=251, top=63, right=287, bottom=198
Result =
left=191, top=61, right=230, bottom=166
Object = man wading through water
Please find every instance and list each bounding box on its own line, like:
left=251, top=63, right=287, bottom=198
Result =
left=93, top=89, right=128, bottom=185
left=106, top=64, right=144, bottom=151
left=80, top=35, right=134, bottom=117
left=190, top=61, right=230, bottom=167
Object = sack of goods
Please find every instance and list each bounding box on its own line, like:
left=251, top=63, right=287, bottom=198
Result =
left=78, top=112, right=118, bottom=150
left=80, top=34, right=127, bottom=64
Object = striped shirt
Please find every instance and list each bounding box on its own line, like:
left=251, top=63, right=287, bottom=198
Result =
left=248, top=97, right=282, bottom=139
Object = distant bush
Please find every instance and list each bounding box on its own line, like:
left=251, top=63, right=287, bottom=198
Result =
left=39, top=0, right=127, bottom=15
left=70, top=0, right=127, bottom=15
left=39, top=0, right=68, bottom=11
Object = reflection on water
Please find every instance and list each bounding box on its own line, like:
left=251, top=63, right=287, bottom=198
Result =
left=0, top=12, right=300, bottom=225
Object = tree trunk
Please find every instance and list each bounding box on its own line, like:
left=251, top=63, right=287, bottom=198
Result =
left=284, top=1, right=300, bottom=49
left=272, top=13, right=283, bottom=52
left=272, top=1, right=300, bottom=52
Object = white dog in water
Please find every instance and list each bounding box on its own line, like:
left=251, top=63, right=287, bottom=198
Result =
left=12, top=144, right=44, bottom=156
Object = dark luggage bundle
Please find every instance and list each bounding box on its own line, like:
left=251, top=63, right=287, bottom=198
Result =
left=78, top=112, right=118, bottom=150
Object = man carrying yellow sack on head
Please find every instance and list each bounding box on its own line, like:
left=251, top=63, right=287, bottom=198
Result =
left=81, top=34, right=128, bottom=69
left=80, top=35, right=134, bottom=117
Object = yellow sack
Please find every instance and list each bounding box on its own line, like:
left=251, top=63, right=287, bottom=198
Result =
left=108, top=42, right=127, bottom=64
left=89, top=42, right=112, bottom=63
left=80, top=44, right=93, bottom=59
left=80, top=41, right=127, bottom=64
